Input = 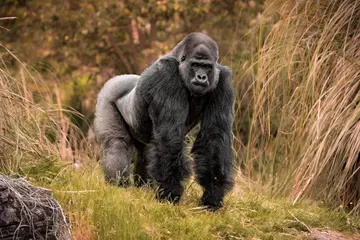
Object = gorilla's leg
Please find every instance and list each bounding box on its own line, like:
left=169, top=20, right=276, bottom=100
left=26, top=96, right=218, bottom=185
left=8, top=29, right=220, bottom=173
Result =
left=102, top=134, right=133, bottom=186
left=133, top=141, right=150, bottom=187
left=100, top=116, right=134, bottom=186
left=94, top=90, right=135, bottom=186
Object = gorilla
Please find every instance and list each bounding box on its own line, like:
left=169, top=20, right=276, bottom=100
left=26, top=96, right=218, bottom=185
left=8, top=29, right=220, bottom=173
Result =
left=94, top=32, right=234, bottom=210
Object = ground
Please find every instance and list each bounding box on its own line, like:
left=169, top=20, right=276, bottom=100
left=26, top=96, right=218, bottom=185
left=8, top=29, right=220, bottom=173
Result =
left=30, top=163, right=360, bottom=240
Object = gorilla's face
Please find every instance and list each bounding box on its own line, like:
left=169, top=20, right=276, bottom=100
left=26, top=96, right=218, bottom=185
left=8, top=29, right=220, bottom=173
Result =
left=179, top=44, right=220, bottom=96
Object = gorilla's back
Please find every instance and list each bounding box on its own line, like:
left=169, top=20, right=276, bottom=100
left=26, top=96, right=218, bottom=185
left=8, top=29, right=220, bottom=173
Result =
left=114, top=75, right=153, bottom=144
left=98, top=74, right=139, bottom=102
left=94, top=74, right=139, bottom=142
left=115, top=80, right=139, bottom=131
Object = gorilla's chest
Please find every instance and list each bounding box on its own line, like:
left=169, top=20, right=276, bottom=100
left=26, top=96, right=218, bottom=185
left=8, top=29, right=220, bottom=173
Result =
left=119, top=89, right=207, bottom=143
left=185, top=96, right=207, bottom=132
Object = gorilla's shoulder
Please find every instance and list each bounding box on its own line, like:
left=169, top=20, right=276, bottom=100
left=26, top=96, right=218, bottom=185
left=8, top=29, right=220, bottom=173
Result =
left=141, top=56, right=179, bottom=79
left=155, top=56, right=179, bottom=74
left=157, top=56, right=179, bottom=67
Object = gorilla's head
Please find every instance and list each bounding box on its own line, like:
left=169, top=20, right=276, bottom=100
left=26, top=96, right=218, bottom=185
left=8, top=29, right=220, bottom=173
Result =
left=169, top=33, right=220, bottom=96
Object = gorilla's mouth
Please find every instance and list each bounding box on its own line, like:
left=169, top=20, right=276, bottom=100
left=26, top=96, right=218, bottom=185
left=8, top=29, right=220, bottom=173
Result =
left=192, top=81, right=208, bottom=87
left=190, top=79, right=209, bottom=96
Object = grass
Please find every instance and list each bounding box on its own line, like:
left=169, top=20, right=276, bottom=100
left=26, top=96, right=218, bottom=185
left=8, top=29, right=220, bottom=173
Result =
left=33, top=163, right=359, bottom=240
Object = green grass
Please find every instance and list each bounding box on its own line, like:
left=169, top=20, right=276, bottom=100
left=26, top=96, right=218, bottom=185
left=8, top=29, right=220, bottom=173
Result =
left=36, top=163, right=360, bottom=240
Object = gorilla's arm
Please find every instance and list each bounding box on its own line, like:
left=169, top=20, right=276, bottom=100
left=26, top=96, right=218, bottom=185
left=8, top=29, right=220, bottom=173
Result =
left=144, top=57, right=191, bottom=202
left=192, top=65, right=235, bottom=210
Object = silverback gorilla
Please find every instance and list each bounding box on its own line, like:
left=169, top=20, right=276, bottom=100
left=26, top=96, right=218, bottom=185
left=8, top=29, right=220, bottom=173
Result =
left=94, top=32, right=234, bottom=210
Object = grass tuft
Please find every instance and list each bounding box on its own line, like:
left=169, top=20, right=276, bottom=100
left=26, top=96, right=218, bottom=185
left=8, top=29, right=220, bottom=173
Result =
left=0, top=46, right=89, bottom=179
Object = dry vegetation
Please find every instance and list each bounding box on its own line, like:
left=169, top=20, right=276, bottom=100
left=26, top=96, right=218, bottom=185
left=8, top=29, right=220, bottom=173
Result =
left=236, top=0, right=360, bottom=210
left=0, top=47, right=94, bottom=175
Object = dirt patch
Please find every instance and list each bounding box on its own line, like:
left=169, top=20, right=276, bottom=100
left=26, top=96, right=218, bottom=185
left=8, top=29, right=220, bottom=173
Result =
left=301, top=229, right=360, bottom=240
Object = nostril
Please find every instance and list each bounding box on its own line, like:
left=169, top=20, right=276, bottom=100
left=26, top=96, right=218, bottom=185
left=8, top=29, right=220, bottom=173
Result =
left=196, top=74, right=207, bottom=82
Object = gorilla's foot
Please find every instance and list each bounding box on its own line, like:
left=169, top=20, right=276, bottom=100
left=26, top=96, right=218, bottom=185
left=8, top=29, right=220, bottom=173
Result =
left=133, top=174, right=151, bottom=187
left=156, top=183, right=184, bottom=204
left=105, top=175, right=130, bottom=188
left=200, top=188, right=225, bottom=211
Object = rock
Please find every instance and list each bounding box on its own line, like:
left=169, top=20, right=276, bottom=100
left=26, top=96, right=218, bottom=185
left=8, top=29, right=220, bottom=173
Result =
left=0, top=175, right=71, bottom=240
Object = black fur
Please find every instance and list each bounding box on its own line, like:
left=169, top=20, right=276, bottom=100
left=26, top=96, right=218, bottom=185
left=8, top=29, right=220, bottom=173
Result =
left=192, top=64, right=234, bottom=209
left=94, top=33, right=235, bottom=209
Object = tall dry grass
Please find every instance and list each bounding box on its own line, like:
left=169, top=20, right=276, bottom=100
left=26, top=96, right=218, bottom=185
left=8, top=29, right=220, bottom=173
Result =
left=237, top=0, right=360, bottom=212
left=0, top=47, right=91, bottom=177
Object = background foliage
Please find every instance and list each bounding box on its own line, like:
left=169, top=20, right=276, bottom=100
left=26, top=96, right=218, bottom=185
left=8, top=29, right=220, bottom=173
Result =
left=1, top=0, right=263, bottom=134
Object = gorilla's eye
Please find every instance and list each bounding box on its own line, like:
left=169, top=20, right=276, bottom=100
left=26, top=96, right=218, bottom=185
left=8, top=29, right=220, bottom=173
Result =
left=191, top=62, right=200, bottom=68
left=181, top=55, right=186, bottom=62
left=204, top=64, right=212, bottom=70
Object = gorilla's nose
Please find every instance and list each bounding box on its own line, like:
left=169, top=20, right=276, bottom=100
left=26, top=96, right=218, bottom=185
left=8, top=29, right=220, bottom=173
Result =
left=196, top=74, right=208, bottom=83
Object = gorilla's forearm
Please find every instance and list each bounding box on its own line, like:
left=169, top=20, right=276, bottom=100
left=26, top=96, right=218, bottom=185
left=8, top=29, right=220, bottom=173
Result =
left=147, top=121, right=191, bottom=203
left=192, top=66, right=235, bottom=210
left=192, top=128, right=234, bottom=209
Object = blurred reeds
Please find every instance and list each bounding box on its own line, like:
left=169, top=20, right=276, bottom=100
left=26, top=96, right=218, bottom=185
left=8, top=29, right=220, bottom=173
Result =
left=0, top=46, right=92, bottom=178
